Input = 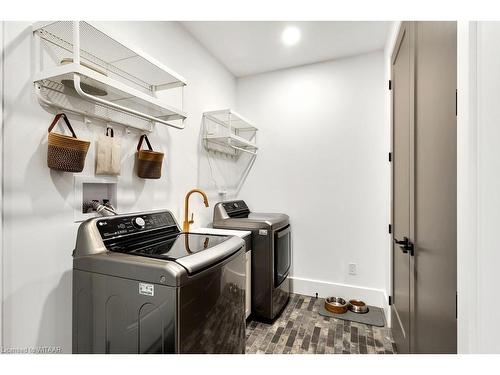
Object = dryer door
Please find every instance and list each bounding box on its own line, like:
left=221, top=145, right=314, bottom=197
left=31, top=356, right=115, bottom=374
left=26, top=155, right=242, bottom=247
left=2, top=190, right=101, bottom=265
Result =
left=274, top=225, right=291, bottom=287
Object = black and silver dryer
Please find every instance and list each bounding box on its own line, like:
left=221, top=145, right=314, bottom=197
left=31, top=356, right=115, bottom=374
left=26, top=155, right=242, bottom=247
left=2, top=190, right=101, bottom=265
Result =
left=213, top=200, right=290, bottom=321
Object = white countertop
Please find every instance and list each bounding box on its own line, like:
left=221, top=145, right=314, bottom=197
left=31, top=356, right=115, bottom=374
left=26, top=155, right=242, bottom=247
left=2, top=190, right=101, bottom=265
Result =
left=190, top=227, right=251, bottom=238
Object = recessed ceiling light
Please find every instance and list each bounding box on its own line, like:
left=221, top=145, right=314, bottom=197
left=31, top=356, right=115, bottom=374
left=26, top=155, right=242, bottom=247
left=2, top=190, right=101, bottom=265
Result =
left=281, top=26, right=301, bottom=46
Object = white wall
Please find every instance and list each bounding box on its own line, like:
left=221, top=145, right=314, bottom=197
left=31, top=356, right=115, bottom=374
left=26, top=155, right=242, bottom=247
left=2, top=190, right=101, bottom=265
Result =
left=1, top=21, right=239, bottom=352
left=236, top=51, right=390, bottom=311
left=457, top=21, right=500, bottom=354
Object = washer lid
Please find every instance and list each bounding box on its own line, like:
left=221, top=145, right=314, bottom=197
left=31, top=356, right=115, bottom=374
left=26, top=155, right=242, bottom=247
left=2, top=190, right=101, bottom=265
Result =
left=110, top=233, right=244, bottom=274
left=117, top=233, right=224, bottom=258
left=174, top=235, right=244, bottom=274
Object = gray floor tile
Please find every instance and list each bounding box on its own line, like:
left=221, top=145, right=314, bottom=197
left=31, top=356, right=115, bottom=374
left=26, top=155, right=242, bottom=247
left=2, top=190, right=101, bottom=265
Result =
left=245, top=293, right=395, bottom=354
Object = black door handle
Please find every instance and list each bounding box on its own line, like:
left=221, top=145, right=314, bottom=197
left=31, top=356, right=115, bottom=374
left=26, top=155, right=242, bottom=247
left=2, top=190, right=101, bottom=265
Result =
left=394, top=237, right=408, bottom=245
left=394, top=236, right=414, bottom=256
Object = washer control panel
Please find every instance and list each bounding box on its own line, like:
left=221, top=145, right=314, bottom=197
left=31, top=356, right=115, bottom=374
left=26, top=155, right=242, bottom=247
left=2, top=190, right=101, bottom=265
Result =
left=132, top=217, right=146, bottom=229
left=96, top=212, right=177, bottom=239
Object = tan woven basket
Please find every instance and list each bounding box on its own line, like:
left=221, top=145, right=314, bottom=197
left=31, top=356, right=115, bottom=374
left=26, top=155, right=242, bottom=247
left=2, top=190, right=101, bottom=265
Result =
left=136, top=135, right=164, bottom=179
left=47, top=113, right=90, bottom=172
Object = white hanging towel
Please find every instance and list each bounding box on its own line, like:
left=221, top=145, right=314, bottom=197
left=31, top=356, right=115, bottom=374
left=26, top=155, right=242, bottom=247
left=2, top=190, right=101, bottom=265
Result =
left=95, top=127, right=121, bottom=175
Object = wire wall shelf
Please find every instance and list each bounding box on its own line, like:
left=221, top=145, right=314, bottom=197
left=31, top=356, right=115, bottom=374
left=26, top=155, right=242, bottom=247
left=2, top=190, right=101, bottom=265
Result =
left=32, top=21, right=187, bottom=131
left=203, top=109, right=258, bottom=157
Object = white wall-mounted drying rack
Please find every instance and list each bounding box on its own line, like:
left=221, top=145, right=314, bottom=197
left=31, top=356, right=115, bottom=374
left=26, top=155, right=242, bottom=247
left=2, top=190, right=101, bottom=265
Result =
left=203, top=109, right=258, bottom=156
left=32, top=21, right=188, bottom=132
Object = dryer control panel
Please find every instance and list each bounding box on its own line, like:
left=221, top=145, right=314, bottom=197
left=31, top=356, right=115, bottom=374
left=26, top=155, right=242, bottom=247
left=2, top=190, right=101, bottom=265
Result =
left=221, top=200, right=250, bottom=218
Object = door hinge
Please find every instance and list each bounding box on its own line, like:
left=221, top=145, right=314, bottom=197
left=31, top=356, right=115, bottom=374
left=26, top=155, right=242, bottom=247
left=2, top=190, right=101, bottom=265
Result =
left=456, top=89, right=458, bottom=116
left=388, top=224, right=392, bottom=234
left=389, top=80, right=392, bottom=90
left=388, top=152, right=392, bottom=162
left=389, top=295, right=392, bottom=305
left=456, top=292, right=458, bottom=319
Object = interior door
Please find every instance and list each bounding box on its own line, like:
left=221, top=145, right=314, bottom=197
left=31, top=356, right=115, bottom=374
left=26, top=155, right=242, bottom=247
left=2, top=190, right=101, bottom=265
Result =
left=391, top=22, right=414, bottom=354
left=413, top=21, right=457, bottom=354
left=391, top=21, right=457, bottom=354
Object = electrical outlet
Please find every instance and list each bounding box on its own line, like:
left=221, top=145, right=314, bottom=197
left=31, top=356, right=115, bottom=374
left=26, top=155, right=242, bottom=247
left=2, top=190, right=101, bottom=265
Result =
left=348, top=263, right=357, bottom=275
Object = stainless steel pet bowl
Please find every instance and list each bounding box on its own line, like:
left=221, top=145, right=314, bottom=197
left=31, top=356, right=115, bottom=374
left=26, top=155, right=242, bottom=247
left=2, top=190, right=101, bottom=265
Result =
left=325, top=297, right=348, bottom=314
left=348, top=299, right=369, bottom=314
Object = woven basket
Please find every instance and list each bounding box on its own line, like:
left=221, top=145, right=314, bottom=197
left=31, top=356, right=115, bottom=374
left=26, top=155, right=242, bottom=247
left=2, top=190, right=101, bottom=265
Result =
left=136, top=135, right=164, bottom=179
left=47, top=113, right=90, bottom=172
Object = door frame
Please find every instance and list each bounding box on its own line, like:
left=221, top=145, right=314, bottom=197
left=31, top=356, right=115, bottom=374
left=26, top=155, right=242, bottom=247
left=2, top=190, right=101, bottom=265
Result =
left=390, top=21, right=416, bottom=353
left=456, top=21, right=478, bottom=354
left=0, top=20, right=4, bottom=348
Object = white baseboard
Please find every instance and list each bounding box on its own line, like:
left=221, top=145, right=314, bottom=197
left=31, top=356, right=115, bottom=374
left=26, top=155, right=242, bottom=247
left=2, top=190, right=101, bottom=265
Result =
left=289, top=276, right=391, bottom=326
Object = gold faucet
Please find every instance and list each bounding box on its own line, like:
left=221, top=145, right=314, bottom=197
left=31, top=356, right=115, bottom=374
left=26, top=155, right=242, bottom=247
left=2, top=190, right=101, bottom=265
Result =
left=183, top=189, right=209, bottom=232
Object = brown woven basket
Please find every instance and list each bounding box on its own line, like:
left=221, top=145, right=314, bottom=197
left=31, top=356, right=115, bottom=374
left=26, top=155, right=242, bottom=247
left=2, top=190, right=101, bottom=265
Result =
left=136, top=135, right=164, bottom=179
left=47, top=113, right=90, bottom=172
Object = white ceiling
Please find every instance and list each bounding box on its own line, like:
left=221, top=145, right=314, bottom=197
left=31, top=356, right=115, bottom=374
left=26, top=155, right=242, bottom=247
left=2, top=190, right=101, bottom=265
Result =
left=181, top=21, right=392, bottom=77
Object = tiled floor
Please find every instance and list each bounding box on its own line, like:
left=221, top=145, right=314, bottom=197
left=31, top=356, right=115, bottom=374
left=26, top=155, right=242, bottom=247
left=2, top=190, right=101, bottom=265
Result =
left=245, top=293, right=396, bottom=354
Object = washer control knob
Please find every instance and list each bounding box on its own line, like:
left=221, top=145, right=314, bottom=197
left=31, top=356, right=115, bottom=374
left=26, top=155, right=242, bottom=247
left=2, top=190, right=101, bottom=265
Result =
left=132, top=217, right=146, bottom=229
